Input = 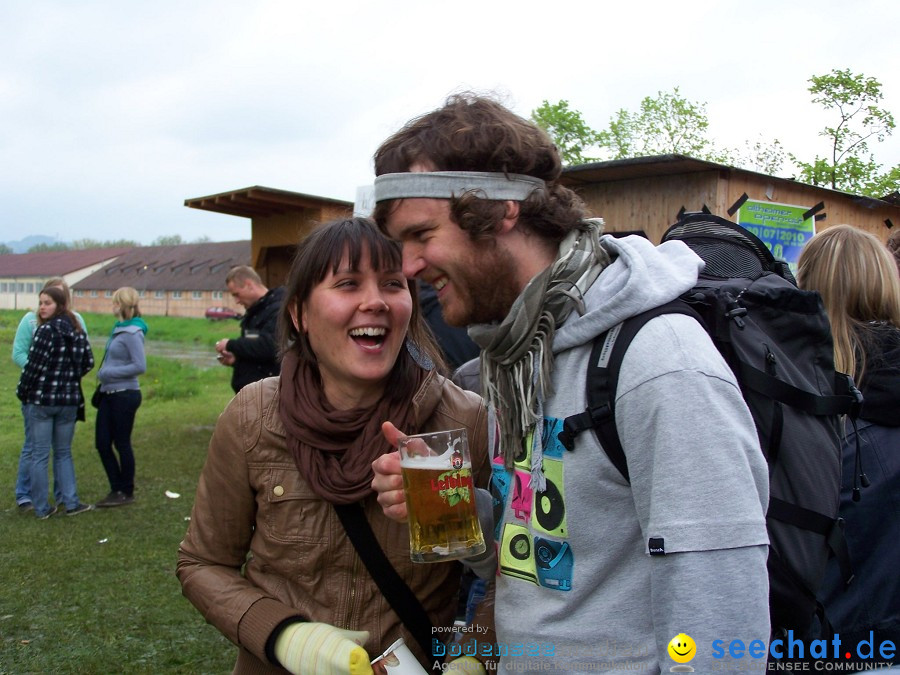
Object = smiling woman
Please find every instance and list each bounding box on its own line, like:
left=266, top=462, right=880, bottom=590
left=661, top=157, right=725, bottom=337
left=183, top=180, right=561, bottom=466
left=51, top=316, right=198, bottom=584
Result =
left=177, top=217, right=496, bottom=675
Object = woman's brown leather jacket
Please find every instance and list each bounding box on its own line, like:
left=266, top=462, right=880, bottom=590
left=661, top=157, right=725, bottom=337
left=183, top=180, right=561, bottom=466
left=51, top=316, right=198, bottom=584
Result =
left=176, top=371, right=491, bottom=673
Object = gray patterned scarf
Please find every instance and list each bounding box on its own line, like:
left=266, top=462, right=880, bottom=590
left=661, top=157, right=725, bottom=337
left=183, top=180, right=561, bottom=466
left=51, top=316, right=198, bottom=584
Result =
left=468, top=219, right=610, bottom=490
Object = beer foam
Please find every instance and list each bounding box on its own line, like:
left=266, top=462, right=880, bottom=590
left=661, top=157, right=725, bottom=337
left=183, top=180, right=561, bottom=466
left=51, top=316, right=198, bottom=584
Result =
left=400, top=444, right=470, bottom=470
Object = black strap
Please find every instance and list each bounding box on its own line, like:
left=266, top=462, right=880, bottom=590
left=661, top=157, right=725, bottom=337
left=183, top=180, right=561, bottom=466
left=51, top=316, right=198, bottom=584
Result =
left=332, top=502, right=439, bottom=665
left=560, top=300, right=701, bottom=483
left=767, top=498, right=854, bottom=586
left=767, top=497, right=834, bottom=535
left=739, top=363, right=858, bottom=416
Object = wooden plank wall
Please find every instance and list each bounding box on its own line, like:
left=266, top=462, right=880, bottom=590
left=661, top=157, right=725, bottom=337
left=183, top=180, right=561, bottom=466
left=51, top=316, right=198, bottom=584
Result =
left=573, top=171, right=721, bottom=243
left=573, top=170, right=897, bottom=244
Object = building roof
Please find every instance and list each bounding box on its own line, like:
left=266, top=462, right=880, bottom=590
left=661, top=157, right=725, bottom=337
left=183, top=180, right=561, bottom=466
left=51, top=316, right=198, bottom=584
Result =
left=561, top=154, right=900, bottom=209
left=73, top=240, right=250, bottom=292
left=184, top=186, right=353, bottom=219
left=561, top=154, right=725, bottom=185
left=0, top=247, right=133, bottom=277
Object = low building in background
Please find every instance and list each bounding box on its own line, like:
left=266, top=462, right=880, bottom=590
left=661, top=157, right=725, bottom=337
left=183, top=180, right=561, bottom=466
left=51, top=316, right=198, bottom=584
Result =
left=72, top=240, right=249, bottom=318
left=0, top=247, right=132, bottom=310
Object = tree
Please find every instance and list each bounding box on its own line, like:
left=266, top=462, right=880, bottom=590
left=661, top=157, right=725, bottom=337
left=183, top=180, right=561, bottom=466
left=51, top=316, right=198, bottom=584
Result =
left=736, top=136, right=786, bottom=175
left=152, top=234, right=185, bottom=246
left=28, top=242, right=70, bottom=253
left=531, top=100, right=602, bottom=165
left=71, top=238, right=139, bottom=249
left=0, top=243, right=12, bottom=255
left=596, top=87, right=733, bottom=163
left=791, top=68, right=899, bottom=197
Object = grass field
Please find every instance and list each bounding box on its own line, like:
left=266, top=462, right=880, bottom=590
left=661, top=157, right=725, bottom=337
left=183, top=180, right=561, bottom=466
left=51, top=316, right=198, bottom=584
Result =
left=0, top=310, right=244, bottom=674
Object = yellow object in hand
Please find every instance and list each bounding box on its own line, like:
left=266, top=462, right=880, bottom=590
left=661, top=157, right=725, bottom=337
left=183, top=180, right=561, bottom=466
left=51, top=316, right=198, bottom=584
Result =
left=274, top=622, right=372, bottom=675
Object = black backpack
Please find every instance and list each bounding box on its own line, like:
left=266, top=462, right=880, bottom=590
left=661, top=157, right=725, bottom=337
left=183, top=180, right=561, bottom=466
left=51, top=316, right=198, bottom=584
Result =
left=559, top=213, right=861, bottom=637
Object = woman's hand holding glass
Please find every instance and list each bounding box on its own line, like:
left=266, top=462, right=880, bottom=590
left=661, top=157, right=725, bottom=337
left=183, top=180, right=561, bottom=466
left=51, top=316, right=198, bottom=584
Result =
left=372, top=421, right=409, bottom=522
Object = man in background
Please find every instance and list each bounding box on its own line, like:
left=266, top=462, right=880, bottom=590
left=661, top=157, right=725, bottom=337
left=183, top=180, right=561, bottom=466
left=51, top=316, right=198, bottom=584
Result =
left=215, top=266, right=284, bottom=393
left=418, top=280, right=479, bottom=371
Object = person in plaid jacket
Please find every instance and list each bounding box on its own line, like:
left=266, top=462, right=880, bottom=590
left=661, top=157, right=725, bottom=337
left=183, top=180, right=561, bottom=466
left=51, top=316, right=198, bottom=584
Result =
left=16, top=285, right=95, bottom=519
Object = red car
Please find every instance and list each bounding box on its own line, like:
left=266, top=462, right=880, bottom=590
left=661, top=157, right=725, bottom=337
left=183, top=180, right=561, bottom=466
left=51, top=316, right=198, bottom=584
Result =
left=205, top=306, right=242, bottom=321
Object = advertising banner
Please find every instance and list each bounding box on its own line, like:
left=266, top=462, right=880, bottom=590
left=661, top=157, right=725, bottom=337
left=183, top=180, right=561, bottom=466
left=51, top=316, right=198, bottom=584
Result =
left=736, top=200, right=816, bottom=273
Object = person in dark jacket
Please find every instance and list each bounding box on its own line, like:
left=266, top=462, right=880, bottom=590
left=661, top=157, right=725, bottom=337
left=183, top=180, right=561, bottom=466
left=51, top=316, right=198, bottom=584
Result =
left=215, top=265, right=285, bottom=393
left=798, top=225, right=900, bottom=666
left=16, top=285, right=95, bottom=519
left=94, top=286, right=148, bottom=508
left=418, top=280, right=479, bottom=371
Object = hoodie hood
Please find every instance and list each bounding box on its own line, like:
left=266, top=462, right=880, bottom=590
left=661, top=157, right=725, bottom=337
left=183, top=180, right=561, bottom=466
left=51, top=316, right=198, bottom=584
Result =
left=552, top=234, right=703, bottom=353
left=113, top=317, right=149, bottom=336
left=47, top=314, right=77, bottom=341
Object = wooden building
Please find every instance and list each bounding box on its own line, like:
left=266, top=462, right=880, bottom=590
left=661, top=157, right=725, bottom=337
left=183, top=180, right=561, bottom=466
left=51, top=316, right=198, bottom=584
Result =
left=561, top=154, right=899, bottom=245
left=184, top=187, right=354, bottom=288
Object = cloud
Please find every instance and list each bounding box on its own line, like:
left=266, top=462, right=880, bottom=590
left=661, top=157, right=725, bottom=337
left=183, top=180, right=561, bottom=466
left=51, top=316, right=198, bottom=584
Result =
left=1, top=0, right=898, bottom=245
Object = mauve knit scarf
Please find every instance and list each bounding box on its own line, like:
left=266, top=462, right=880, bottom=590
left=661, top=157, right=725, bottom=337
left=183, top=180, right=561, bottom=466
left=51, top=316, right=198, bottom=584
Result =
left=278, top=350, right=424, bottom=504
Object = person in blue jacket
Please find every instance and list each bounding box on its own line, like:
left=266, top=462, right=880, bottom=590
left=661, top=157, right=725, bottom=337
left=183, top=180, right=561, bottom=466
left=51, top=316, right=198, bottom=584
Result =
left=798, top=225, right=900, bottom=667
left=94, top=286, right=148, bottom=508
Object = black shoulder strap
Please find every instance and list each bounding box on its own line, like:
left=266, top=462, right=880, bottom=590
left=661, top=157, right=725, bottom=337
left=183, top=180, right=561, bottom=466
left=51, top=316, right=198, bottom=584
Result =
left=559, top=300, right=701, bottom=483
left=332, top=502, right=440, bottom=664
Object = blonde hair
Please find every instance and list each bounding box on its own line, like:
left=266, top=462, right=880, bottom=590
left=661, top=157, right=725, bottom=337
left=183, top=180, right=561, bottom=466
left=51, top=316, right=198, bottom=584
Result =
left=113, top=286, right=141, bottom=320
left=797, top=224, right=900, bottom=382
left=37, top=277, right=70, bottom=311
left=42, top=277, right=69, bottom=295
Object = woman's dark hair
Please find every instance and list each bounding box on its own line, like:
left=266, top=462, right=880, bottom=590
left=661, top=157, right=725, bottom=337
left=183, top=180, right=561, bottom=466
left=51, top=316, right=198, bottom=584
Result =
left=280, top=217, right=446, bottom=399
left=38, top=285, right=82, bottom=333
left=373, top=93, right=586, bottom=242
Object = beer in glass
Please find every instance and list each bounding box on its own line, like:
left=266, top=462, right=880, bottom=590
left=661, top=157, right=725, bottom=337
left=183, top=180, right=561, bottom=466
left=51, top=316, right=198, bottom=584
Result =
left=398, top=428, right=486, bottom=563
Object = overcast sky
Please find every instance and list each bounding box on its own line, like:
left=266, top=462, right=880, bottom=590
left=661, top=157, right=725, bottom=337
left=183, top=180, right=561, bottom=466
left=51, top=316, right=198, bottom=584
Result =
left=1, top=0, right=898, bottom=247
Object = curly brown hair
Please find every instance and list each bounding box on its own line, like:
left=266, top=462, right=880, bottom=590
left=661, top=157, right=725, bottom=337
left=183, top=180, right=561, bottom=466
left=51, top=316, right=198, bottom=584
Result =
left=373, top=94, right=586, bottom=243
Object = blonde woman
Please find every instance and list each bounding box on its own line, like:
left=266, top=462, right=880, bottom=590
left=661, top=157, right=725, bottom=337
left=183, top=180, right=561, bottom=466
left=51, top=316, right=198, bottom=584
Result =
left=94, top=287, right=148, bottom=507
left=797, top=225, right=900, bottom=661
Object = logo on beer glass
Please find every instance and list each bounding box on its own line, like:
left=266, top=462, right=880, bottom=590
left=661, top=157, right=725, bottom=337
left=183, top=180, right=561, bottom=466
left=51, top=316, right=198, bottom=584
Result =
left=433, top=468, right=474, bottom=507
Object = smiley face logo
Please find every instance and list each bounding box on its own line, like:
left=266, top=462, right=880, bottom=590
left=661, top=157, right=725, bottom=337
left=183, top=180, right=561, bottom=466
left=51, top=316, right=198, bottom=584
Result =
left=667, top=633, right=696, bottom=664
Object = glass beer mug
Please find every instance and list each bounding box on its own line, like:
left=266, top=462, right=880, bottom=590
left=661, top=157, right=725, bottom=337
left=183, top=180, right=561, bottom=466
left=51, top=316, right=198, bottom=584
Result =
left=398, top=428, right=486, bottom=563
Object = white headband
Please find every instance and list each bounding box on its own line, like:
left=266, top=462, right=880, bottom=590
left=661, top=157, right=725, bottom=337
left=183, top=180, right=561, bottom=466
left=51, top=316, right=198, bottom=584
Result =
left=373, top=171, right=545, bottom=203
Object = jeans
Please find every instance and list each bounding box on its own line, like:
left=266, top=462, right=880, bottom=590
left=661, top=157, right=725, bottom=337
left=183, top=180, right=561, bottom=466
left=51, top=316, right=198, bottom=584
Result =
left=95, top=390, right=141, bottom=495
left=15, top=403, right=61, bottom=506
left=27, top=404, right=81, bottom=516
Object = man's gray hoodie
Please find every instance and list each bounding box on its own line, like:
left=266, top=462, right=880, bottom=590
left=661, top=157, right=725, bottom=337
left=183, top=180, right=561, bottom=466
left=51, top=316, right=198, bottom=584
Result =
left=489, top=234, right=770, bottom=672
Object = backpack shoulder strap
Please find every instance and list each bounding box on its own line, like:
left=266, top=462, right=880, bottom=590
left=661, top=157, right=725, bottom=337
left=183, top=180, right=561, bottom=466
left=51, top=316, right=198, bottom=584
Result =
left=559, top=299, right=701, bottom=483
